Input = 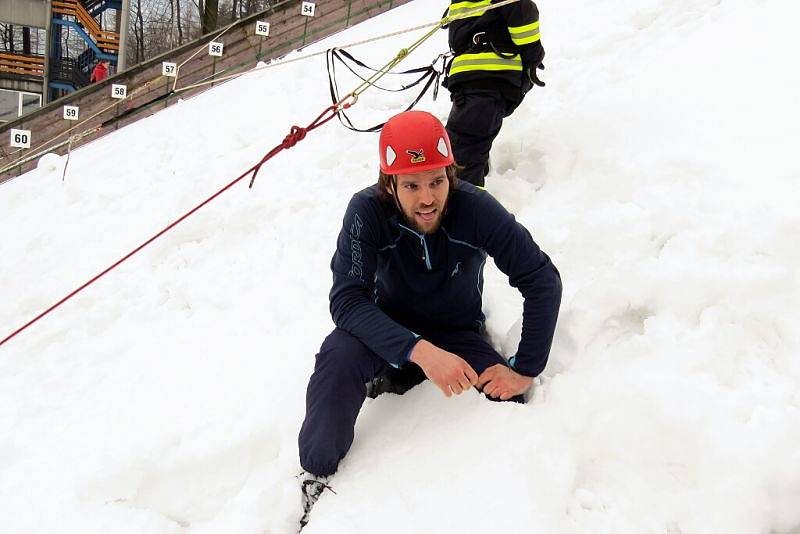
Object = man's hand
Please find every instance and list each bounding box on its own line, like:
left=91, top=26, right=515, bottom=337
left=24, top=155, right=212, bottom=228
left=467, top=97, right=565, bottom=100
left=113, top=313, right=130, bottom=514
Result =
left=529, top=62, right=545, bottom=87
left=409, top=340, right=479, bottom=398
left=476, top=364, right=533, bottom=400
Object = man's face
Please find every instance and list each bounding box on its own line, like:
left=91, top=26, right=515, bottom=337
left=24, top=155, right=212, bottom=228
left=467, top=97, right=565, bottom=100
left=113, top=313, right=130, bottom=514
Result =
left=392, top=168, right=450, bottom=234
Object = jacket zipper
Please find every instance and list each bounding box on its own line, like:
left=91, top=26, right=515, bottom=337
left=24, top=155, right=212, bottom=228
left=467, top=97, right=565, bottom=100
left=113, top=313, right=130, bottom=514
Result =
left=419, top=235, right=432, bottom=271
left=398, top=223, right=433, bottom=271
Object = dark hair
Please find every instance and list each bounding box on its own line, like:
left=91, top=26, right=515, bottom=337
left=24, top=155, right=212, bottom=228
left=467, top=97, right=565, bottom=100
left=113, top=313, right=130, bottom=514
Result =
left=377, top=163, right=461, bottom=203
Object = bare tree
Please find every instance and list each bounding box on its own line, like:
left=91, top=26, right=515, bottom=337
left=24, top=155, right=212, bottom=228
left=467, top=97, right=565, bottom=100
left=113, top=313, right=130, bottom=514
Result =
left=123, top=0, right=276, bottom=66
left=135, top=0, right=146, bottom=62
left=176, top=0, right=184, bottom=45
left=1, top=23, right=46, bottom=55
left=202, top=0, right=219, bottom=34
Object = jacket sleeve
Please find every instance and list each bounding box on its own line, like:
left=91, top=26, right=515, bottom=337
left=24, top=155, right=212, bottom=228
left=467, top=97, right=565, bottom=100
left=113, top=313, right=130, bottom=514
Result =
left=329, top=194, right=420, bottom=367
left=475, top=190, right=561, bottom=377
left=499, top=0, right=545, bottom=69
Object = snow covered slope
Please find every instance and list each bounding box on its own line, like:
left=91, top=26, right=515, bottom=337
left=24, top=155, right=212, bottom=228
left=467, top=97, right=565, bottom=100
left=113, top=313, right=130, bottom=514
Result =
left=1, top=0, right=799, bottom=532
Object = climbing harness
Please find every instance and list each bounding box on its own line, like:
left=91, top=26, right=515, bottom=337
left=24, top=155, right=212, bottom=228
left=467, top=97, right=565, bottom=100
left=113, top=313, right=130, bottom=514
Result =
left=326, top=48, right=450, bottom=132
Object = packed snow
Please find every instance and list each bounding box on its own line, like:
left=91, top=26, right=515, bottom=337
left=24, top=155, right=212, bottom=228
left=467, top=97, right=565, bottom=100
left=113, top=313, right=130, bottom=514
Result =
left=2, top=0, right=799, bottom=532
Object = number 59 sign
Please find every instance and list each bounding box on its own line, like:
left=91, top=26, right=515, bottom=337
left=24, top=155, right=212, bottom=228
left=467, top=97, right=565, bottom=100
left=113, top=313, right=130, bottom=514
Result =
left=63, top=106, right=79, bottom=120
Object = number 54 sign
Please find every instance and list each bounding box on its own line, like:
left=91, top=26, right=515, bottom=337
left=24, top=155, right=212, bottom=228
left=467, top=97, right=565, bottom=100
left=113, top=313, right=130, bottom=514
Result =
left=301, top=2, right=316, bottom=16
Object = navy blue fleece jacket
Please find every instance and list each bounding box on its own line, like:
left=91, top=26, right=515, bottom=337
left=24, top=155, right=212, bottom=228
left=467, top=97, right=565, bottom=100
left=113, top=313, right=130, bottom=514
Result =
left=329, top=181, right=561, bottom=377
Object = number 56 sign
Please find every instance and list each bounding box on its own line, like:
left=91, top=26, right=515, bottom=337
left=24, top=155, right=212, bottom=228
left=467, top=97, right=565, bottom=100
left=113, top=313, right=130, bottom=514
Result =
left=209, top=42, right=224, bottom=57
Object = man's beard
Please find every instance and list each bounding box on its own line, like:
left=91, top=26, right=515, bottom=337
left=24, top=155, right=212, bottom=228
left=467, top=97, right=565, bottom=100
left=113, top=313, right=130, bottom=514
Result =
left=400, top=195, right=449, bottom=235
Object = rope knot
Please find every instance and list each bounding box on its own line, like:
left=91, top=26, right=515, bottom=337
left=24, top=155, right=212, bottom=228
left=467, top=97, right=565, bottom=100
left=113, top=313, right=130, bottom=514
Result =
left=282, top=126, right=307, bottom=148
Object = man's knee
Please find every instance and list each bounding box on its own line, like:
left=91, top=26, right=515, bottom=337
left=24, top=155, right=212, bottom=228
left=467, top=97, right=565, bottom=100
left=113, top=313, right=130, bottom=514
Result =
left=314, top=329, right=384, bottom=384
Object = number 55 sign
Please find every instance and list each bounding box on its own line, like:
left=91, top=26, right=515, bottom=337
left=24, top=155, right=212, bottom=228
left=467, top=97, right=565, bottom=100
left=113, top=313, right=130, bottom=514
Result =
left=255, top=21, right=270, bottom=36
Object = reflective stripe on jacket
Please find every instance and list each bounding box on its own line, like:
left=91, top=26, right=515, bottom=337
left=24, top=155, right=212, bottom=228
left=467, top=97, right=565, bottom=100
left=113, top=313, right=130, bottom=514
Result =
left=446, top=0, right=543, bottom=88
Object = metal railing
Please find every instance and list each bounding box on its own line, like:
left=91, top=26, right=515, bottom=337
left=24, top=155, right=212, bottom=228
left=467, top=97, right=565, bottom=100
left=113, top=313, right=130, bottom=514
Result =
left=49, top=57, right=91, bottom=89
left=52, top=0, right=120, bottom=52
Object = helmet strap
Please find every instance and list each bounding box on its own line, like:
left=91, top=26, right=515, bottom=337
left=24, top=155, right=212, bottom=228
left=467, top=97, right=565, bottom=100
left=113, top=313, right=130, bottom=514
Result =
left=390, top=176, right=404, bottom=214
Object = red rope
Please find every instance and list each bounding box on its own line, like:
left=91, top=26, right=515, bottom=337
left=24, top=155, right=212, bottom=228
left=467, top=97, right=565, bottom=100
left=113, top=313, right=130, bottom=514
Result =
left=0, top=105, right=339, bottom=349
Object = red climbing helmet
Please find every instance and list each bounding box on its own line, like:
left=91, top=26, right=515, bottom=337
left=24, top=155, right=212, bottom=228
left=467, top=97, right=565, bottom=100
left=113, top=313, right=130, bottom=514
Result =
left=379, top=111, right=454, bottom=174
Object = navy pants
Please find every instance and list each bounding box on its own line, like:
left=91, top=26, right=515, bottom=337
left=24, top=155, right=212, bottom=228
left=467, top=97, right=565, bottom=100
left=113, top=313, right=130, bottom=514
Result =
left=298, top=328, right=521, bottom=476
left=445, top=89, right=511, bottom=187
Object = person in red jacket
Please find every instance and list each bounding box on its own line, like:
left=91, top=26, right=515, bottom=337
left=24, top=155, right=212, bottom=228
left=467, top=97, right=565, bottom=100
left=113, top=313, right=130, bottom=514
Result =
left=90, top=60, right=110, bottom=83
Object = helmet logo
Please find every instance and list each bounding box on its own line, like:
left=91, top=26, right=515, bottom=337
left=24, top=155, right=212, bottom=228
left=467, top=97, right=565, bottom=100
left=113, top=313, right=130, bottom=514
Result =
left=406, top=149, right=426, bottom=164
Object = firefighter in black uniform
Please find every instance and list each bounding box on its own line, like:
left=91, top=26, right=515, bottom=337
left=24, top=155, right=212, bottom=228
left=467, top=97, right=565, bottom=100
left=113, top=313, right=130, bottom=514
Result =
left=444, top=0, right=545, bottom=187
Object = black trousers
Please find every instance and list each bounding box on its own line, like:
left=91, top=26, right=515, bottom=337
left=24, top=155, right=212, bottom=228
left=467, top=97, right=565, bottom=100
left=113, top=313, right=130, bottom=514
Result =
left=298, top=328, right=522, bottom=477
left=445, top=89, right=511, bottom=187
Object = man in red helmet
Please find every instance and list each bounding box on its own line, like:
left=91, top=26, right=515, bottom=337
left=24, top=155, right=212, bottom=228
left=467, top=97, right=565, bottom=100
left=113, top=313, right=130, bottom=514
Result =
left=297, top=111, right=561, bottom=527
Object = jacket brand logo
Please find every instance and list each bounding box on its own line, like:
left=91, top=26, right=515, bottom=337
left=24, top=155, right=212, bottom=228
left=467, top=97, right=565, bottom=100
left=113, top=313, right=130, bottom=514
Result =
left=406, top=149, right=426, bottom=164
left=348, top=213, right=365, bottom=281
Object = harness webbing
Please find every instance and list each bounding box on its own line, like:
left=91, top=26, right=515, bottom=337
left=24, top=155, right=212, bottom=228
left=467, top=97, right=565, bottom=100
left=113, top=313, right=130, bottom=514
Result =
left=326, top=48, right=449, bottom=133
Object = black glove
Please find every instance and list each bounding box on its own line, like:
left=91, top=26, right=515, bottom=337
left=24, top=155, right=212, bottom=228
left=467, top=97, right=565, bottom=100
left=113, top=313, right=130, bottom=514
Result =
left=528, top=62, right=545, bottom=87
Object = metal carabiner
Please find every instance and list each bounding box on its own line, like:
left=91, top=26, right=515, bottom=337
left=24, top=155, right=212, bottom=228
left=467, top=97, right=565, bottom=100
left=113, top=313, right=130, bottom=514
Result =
left=337, top=92, right=359, bottom=110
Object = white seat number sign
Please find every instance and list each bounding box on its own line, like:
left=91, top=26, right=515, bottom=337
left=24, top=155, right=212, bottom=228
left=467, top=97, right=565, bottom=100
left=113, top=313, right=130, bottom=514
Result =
left=162, top=62, right=177, bottom=77
left=255, top=21, right=270, bottom=36
left=63, top=106, right=79, bottom=121
left=111, top=84, right=127, bottom=99
left=301, top=2, right=316, bottom=16
left=209, top=42, right=224, bottom=56
left=10, top=129, right=31, bottom=149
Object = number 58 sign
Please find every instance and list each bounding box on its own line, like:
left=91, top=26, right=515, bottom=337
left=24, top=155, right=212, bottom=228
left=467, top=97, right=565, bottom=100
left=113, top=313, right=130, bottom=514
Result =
left=111, top=84, right=127, bottom=99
